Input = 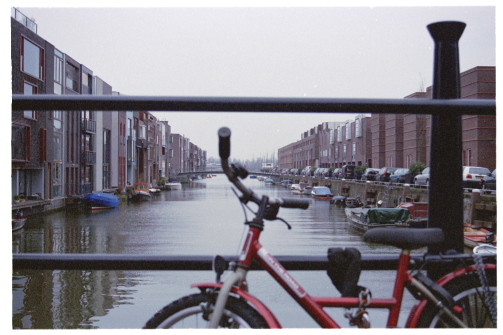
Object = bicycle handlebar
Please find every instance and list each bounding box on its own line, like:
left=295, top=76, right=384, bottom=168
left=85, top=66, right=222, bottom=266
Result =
left=218, top=127, right=231, bottom=160
left=270, top=197, right=310, bottom=209
left=218, top=127, right=310, bottom=211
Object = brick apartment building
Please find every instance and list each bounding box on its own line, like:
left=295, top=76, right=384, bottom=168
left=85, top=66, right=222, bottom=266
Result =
left=278, top=66, right=495, bottom=171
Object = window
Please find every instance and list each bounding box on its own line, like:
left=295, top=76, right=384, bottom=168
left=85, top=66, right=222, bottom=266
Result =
left=463, top=149, right=472, bottom=166
left=21, top=36, right=44, bottom=80
left=54, top=49, right=63, bottom=94
left=12, top=124, right=30, bottom=161
left=103, top=165, right=110, bottom=189
left=66, top=62, right=79, bottom=92
left=139, top=125, right=147, bottom=139
left=337, top=126, right=342, bottom=142
left=103, top=129, right=111, bottom=164
left=355, top=118, right=362, bottom=137
left=23, top=82, right=38, bottom=119
left=82, top=71, right=92, bottom=95
left=53, top=111, right=62, bottom=132
left=52, top=162, right=62, bottom=197
left=346, top=122, right=351, bottom=140
left=53, top=132, right=62, bottom=161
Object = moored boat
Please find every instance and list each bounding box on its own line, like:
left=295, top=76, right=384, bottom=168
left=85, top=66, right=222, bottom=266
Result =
left=149, top=185, right=161, bottom=194
left=396, top=201, right=428, bottom=228
left=130, top=183, right=152, bottom=202
left=12, top=210, right=26, bottom=231
left=345, top=207, right=409, bottom=234
left=396, top=201, right=428, bottom=219
left=463, top=223, right=496, bottom=250
left=330, top=195, right=346, bottom=205
left=165, top=178, right=182, bottom=190
left=82, top=192, right=120, bottom=209
left=264, top=178, right=275, bottom=185
left=311, top=186, right=333, bottom=200
left=473, top=244, right=497, bottom=254
left=302, top=185, right=313, bottom=195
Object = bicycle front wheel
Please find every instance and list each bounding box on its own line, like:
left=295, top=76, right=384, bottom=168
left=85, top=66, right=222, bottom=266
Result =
left=143, top=293, right=269, bottom=329
left=416, top=270, right=496, bottom=328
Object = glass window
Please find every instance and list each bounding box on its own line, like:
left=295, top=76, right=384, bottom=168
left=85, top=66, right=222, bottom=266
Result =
left=53, top=133, right=62, bottom=161
left=65, top=63, right=79, bottom=92
left=12, top=124, right=29, bottom=161
left=355, top=118, right=362, bottom=137
left=23, top=82, right=38, bottom=119
left=53, top=111, right=63, bottom=132
left=21, top=37, right=44, bottom=80
left=103, top=129, right=111, bottom=164
left=54, top=50, right=63, bottom=94
left=82, top=72, right=92, bottom=95
left=52, top=162, right=62, bottom=197
left=140, top=125, right=147, bottom=139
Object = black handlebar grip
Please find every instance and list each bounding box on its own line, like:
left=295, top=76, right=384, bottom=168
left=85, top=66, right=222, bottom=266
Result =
left=218, top=127, right=231, bottom=159
left=280, top=198, right=310, bottom=209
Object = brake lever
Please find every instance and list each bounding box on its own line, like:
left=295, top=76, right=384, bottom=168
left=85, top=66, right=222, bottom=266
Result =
left=276, top=217, right=292, bottom=230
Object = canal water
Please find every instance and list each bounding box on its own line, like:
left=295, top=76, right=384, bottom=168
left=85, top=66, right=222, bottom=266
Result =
left=12, top=176, right=417, bottom=329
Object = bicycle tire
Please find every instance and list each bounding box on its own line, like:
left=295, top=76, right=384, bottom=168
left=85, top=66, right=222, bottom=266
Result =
left=416, top=270, right=496, bottom=328
left=143, top=293, right=269, bottom=329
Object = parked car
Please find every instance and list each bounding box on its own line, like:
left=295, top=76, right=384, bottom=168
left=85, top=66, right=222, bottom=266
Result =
left=322, top=168, right=332, bottom=178
left=332, top=168, right=343, bottom=179
left=481, top=169, right=496, bottom=190
left=414, top=167, right=430, bottom=186
left=376, top=167, right=398, bottom=182
left=389, top=168, right=410, bottom=183
left=462, top=166, right=491, bottom=188
left=361, top=168, right=379, bottom=181
left=342, top=164, right=356, bottom=179
left=301, top=166, right=312, bottom=176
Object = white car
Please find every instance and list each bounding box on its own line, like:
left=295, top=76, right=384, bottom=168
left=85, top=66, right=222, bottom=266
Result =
left=463, top=166, right=491, bottom=188
left=414, top=167, right=430, bottom=186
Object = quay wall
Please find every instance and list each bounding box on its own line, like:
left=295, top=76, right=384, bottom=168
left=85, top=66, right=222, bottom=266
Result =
left=13, top=174, right=496, bottom=230
left=276, top=176, right=497, bottom=229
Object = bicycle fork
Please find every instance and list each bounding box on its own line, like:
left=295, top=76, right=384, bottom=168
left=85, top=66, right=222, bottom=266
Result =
left=208, top=267, right=248, bottom=328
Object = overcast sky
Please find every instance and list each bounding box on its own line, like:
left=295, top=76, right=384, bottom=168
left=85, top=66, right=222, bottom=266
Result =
left=10, top=3, right=497, bottom=161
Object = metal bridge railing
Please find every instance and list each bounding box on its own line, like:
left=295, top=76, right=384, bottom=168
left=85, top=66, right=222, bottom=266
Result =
left=12, top=21, right=496, bottom=272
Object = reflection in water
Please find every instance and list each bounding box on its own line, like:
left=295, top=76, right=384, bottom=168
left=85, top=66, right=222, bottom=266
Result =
left=13, top=177, right=401, bottom=329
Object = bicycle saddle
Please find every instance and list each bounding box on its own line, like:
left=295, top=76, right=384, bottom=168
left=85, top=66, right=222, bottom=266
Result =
left=363, top=228, right=444, bottom=250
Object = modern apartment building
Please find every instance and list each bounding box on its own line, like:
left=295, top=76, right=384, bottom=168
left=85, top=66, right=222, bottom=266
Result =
left=11, top=8, right=206, bottom=212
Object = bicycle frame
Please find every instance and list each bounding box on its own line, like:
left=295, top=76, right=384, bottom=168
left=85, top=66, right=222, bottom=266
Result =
left=194, top=222, right=475, bottom=328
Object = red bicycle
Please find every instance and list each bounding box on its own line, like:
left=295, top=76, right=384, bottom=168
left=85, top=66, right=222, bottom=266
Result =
left=144, top=127, right=496, bottom=329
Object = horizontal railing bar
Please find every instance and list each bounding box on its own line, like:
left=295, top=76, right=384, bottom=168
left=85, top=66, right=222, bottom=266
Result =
left=11, top=95, right=495, bottom=115
left=12, top=253, right=494, bottom=271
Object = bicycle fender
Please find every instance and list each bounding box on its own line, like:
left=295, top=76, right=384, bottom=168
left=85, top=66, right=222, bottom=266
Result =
left=191, top=282, right=282, bottom=328
left=405, top=263, right=496, bottom=328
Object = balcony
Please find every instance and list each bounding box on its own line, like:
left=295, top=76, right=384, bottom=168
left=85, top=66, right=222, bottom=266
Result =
left=81, top=151, right=96, bottom=164
left=81, top=118, right=96, bottom=133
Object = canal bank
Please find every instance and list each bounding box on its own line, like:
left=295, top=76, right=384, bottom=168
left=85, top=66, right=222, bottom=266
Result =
left=273, top=176, right=497, bottom=229
left=13, top=174, right=497, bottom=231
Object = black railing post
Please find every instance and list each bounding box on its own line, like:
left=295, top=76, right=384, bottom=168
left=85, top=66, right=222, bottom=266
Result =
left=427, top=21, right=466, bottom=254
